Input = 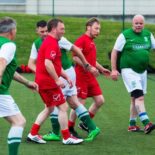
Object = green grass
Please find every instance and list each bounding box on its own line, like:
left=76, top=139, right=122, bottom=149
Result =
left=0, top=12, right=155, bottom=68
left=0, top=13, right=155, bottom=154
left=0, top=74, right=155, bottom=155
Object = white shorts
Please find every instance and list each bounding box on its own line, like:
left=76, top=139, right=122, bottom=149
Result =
left=0, top=95, right=21, bottom=118
left=121, top=68, right=147, bottom=94
left=59, top=66, right=77, bottom=98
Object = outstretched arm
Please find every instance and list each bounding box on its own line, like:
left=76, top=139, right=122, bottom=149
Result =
left=71, top=45, right=90, bottom=68
left=73, top=56, right=100, bottom=77
left=96, top=61, right=111, bottom=77
left=13, top=72, right=38, bottom=91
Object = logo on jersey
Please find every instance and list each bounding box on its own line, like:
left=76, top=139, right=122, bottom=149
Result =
left=53, top=94, right=61, bottom=101
left=50, top=50, right=56, bottom=59
left=144, top=37, right=148, bottom=42
left=132, top=44, right=150, bottom=50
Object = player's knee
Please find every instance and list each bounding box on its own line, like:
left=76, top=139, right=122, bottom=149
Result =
left=22, top=117, right=26, bottom=127
left=95, top=96, right=105, bottom=107
left=58, top=102, right=68, bottom=112
left=131, top=89, right=144, bottom=99
left=14, top=116, right=26, bottom=127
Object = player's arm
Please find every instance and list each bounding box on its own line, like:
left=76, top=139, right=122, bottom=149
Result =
left=0, top=57, right=7, bottom=84
left=71, top=45, right=90, bottom=68
left=73, top=56, right=100, bottom=77
left=45, top=59, right=65, bottom=88
left=13, top=72, right=38, bottom=91
left=150, top=33, right=155, bottom=50
left=96, top=61, right=111, bottom=77
left=111, top=49, right=120, bottom=80
left=0, top=42, right=15, bottom=84
left=28, top=58, right=36, bottom=73
left=59, top=37, right=90, bottom=69
left=28, top=43, right=38, bottom=73
left=72, top=55, right=84, bottom=66
left=111, top=33, right=125, bottom=80
left=61, top=68, right=73, bottom=88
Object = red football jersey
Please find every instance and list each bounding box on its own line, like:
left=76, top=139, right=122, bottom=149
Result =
left=35, top=35, right=62, bottom=89
left=74, top=34, right=97, bottom=77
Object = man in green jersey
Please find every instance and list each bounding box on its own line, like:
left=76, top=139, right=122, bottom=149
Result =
left=0, top=17, right=38, bottom=155
left=111, top=14, right=155, bottom=134
left=28, top=20, right=47, bottom=72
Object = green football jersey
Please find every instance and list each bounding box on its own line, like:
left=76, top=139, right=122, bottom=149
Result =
left=0, top=36, right=17, bottom=94
left=61, top=49, right=72, bottom=70
left=120, top=28, right=151, bottom=73
left=34, top=37, right=43, bottom=52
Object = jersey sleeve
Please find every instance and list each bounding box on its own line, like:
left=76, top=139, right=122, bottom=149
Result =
left=29, top=43, right=38, bottom=59
left=113, top=33, right=126, bottom=52
left=150, top=33, right=155, bottom=49
left=58, top=37, right=73, bottom=51
left=0, top=42, right=16, bottom=65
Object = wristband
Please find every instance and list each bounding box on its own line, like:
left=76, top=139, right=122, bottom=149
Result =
left=84, top=63, right=90, bottom=69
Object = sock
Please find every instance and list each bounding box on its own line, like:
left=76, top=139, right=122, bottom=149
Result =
left=50, top=107, right=60, bottom=135
left=30, top=123, right=40, bottom=135
left=8, top=126, right=24, bottom=155
left=61, top=129, right=71, bottom=140
left=89, top=111, right=95, bottom=118
left=139, top=112, right=150, bottom=126
left=129, top=118, right=137, bottom=126
left=75, top=105, right=96, bottom=131
left=68, top=121, right=75, bottom=128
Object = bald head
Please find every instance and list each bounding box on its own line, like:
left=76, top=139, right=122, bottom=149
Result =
left=132, top=14, right=145, bottom=33
left=132, top=14, right=145, bottom=23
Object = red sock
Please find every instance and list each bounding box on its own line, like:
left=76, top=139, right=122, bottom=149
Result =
left=61, top=129, right=71, bottom=140
left=89, top=112, right=95, bottom=118
left=30, top=123, right=40, bottom=135
left=68, top=120, right=75, bottom=128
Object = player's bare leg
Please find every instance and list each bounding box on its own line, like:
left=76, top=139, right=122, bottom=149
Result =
left=5, top=113, right=26, bottom=155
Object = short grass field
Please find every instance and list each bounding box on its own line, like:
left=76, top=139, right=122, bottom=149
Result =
left=0, top=74, right=155, bottom=155
left=0, top=13, right=155, bottom=155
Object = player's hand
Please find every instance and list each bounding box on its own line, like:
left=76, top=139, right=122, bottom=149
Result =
left=99, top=68, right=111, bottom=77
left=88, top=66, right=100, bottom=77
left=111, top=70, right=120, bottom=81
left=66, top=78, right=73, bottom=88
left=55, top=79, right=65, bottom=88
left=25, top=81, right=39, bottom=92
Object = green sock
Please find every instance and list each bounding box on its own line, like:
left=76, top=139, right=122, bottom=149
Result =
left=8, top=142, right=20, bottom=155
left=51, top=118, right=60, bottom=135
left=8, top=126, right=23, bottom=155
left=129, top=120, right=136, bottom=126
left=80, top=115, right=96, bottom=131
left=142, top=119, right=150, bottom=126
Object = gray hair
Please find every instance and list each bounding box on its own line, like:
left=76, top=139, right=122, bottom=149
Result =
left=0, top=17, right=16, bottom=33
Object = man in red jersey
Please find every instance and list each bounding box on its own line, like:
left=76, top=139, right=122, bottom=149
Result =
left=27, top=18, right=83, bottom=145
left=69, top=17, right=111, bottom=132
